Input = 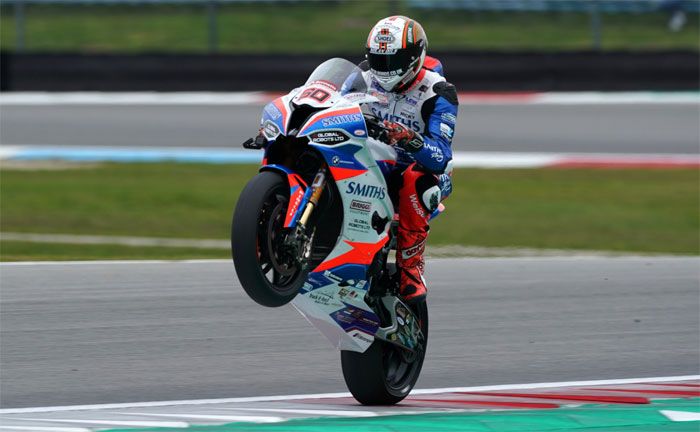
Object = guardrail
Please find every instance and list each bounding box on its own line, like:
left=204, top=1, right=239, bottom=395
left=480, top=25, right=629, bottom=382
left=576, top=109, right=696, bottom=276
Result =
left=2, top=50, right=698, bottom=91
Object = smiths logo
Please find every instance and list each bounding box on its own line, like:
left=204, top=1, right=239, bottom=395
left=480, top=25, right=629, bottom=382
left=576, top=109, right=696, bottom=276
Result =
left=346, top=182, right=386, bottom=200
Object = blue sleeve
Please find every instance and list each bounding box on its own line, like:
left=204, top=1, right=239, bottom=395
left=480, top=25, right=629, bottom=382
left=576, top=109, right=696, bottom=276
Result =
left=414, top=96, right=457, bottom=173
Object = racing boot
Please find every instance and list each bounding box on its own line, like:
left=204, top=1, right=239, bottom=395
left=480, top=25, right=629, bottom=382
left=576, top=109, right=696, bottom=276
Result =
left=396, top=163, right=439, bottom=304
left=396, top=227, right=428, bottom=304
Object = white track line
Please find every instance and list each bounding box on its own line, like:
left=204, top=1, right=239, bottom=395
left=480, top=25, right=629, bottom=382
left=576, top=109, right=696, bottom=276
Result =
left=0, top=232, right=229, bottom=250
left=111, top=413, right=284, bottom=423
left=1, top=375, right=697, bottom=415
left=7, top=419, right=189, bottom=428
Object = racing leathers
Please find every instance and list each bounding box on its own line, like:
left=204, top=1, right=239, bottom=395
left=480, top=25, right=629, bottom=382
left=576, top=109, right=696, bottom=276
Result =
left=360, top=57, right=458, bottom=303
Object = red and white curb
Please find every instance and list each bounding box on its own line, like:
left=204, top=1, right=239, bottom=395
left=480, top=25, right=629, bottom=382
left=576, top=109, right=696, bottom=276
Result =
left=1, top=146, right=698, bottom=169
left=0, top=91, right=698, bottom=106
left=0, top=375, right=698, bottom=429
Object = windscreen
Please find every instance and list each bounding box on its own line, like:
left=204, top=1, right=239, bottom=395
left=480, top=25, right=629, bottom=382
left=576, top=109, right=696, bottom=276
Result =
left=304, top=58, right=367, bottom=95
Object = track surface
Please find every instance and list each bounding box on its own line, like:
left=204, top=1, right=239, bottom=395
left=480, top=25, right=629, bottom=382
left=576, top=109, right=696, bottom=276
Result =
left=1, top=257, right=698, bottom=409
left=2, top=104, right=698, bottom=154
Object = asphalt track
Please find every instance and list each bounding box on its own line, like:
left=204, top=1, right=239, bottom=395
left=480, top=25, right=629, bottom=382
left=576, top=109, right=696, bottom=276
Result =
left=1, top=257, right=698, bottom=409
left=2, top=104, right=699, bottom=154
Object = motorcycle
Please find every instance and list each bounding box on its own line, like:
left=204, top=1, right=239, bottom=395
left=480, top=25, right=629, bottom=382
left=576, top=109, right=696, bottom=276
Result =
left=232, top=58, right=442, bottom=405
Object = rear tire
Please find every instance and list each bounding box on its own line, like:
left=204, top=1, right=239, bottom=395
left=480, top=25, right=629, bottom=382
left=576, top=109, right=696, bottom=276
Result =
left=231, top=171, right=307, bottom=307
left=340, top=300, right=428, bottom=405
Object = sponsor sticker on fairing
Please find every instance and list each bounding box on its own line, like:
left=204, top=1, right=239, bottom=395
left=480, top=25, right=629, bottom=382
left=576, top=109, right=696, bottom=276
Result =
left=350, top=199, right=372, bottom=213
left=309, top=130, right=350, bottom=144
left=321, top=114, right=364, bottom=127
left=262, top=120, right=280, bottom=139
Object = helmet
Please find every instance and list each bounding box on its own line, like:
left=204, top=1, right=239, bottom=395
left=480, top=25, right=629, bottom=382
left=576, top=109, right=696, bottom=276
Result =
left=365, top=16, right=428, bottom=92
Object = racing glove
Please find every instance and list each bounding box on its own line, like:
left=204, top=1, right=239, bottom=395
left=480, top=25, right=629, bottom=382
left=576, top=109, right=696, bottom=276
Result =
left=383, top=120, right=424, bottom=153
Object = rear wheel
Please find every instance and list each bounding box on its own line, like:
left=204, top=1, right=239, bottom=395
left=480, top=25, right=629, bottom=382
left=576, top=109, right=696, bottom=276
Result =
left=231, top=171, right=308, bottom=307
left=340, top=300, right=428, bottom=405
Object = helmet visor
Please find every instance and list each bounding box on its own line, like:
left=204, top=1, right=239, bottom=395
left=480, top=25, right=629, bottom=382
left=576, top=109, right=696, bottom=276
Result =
left=367, top=50, right=417, bottom=75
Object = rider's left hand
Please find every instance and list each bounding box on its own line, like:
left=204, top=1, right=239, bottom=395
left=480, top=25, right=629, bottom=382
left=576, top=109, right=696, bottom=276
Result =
left=383, top=121, right=424, bottom=153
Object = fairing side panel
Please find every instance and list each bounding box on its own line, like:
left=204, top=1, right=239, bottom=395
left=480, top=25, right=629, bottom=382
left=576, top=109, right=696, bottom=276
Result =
left=291, top=106, right=396, bottom=353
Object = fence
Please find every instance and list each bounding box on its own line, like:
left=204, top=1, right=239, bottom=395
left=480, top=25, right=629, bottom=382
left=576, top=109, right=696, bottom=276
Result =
left=2, top=0, right=698, bottom=52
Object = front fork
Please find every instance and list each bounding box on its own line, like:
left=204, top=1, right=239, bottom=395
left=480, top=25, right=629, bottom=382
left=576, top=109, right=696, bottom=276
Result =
left=296, top=169, right=326, bottom=228
left=283, top=168, right=327, bottom=270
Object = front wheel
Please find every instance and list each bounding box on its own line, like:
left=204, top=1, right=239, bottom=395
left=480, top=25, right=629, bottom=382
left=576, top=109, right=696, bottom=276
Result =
left=231, top=171, right=308, bottom=307
left=340, top=300, right=428, bottom=405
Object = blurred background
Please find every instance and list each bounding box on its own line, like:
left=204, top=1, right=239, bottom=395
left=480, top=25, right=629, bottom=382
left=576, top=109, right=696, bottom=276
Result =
left=0, top=0, right=699, bottom=90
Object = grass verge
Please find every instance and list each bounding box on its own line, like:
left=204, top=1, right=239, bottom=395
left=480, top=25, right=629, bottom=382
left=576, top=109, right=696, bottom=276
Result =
left=1, top=2, right=698, bottom=53
left=1, top=162, right=698, bottom=261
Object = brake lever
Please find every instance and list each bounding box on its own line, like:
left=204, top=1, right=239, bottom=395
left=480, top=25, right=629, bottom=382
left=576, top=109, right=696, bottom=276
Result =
left=242, top=135, right=267, bottom=150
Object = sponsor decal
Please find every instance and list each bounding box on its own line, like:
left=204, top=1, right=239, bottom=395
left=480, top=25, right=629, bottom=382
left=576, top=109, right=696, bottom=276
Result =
left=374, top=32, right=396, bottom=44
left=401, top=238, right=425, bottom=259
left=346, top=181, right=387, bottom=199
left=350, top=199, right=372, bottom=213
left=354, top=129, right=366, bottom=136
left=332, top=155, right=341, bottom=165
left=372, top=68, right=404, bottom=77
left=405, top=97, right=419, bottom=106
left=321, top=114, right=364, bottom=127
left=440, top=122, right=454, bottom=139
left=400, top=110, right=415, bottom=120
left=287, top=187, right=304, bottom=220
left=263, top=103, right=281, bottom=120
left=262, top=120, right=280, bottom=139
left=338, top=287, right=359, bottom=300
left=324, top=271, right=367, bottom=290
left=307, top=79, right=338, bottom=92
left=308, top=291, right=336, bottom=306
left=370, top=108, right=421, bottom=132
left=409, top=193, right=426, bottom=218
left=369, top=47, right=398, bottom=55
left=348, top=217, right=371, bottom=234
left=351, top=331, right=373, bottom=344
left=309, top=130, right=350, bottom=144
left=424, top=142, right=444, bottom=163
left=441, top=112, right=457, bottom=124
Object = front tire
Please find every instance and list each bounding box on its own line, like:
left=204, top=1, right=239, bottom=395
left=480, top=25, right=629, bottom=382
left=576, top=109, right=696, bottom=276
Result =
left=231, top=171, right=307, bottom=307
left=340, top=300, right=428, bottom=405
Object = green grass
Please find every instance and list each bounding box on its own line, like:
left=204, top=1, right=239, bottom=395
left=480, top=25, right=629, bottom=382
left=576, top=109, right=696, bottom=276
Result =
left=1, top=163, right=698, bottom=261
left=1, top=2, right=698, bottom=53
left=0, top=241, right=228, bottom=262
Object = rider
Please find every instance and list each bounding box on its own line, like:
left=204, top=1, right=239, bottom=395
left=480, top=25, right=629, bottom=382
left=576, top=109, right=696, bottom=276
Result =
left=361, top=16, right=457, bottom=304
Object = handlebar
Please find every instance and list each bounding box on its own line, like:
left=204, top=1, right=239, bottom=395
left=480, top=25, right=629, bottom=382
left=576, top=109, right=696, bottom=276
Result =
left=363, top=114, right=390, bottom=143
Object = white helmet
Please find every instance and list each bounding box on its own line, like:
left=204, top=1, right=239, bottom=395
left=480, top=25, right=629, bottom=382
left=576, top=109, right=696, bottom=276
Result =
left=365, top=16, right=428, bottom=92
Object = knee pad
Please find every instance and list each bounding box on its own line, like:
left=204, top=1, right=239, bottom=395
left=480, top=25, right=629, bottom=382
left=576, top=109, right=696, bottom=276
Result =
left=415, top=173, right=441, bottom=213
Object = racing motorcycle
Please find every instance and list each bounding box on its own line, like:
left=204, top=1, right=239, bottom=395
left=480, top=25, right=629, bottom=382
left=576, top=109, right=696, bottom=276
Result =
left=232, top=58, right=442, bottom=405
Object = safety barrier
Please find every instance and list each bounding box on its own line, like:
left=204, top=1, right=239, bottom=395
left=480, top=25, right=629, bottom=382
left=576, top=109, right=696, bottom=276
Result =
left=1, top=51, right=698, bottom=91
